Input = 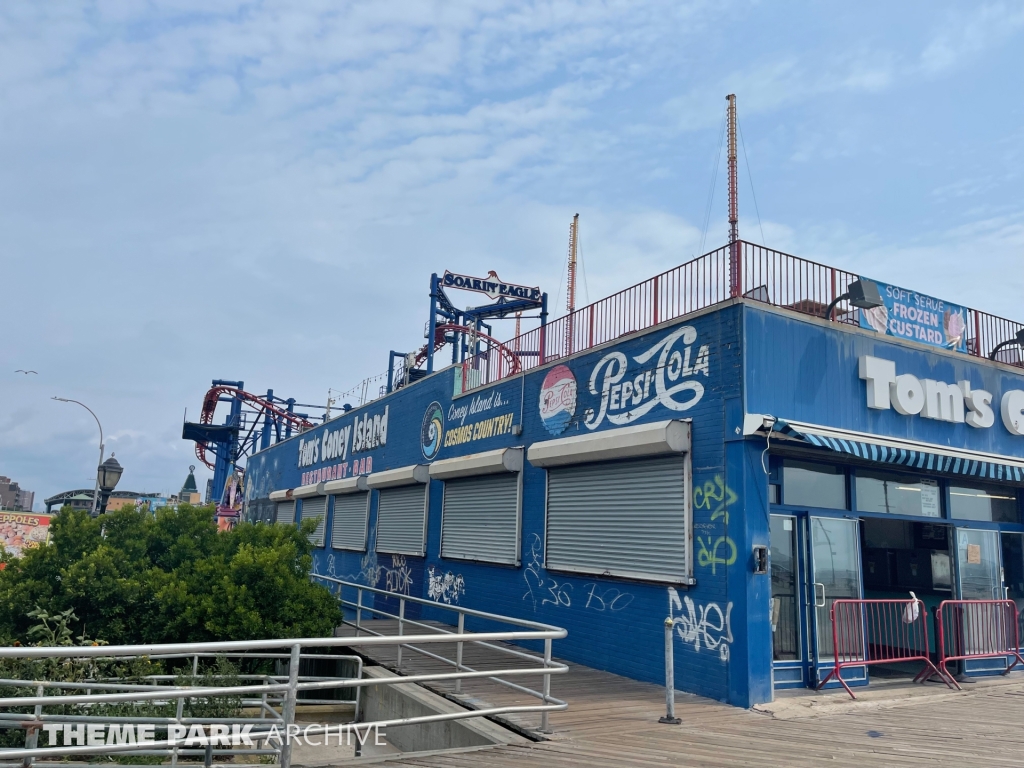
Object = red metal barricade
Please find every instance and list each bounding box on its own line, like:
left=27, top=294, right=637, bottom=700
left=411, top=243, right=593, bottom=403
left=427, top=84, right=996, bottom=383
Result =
left=817, top=598, right=950, bottom=699
left=936, top=599, right=1024, bottom=690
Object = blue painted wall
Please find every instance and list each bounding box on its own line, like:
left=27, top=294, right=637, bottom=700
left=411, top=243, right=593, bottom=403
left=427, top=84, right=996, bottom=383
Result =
left=743, top=305, right=1024, bottom=454
left=244, top=303, right=772, bottom=706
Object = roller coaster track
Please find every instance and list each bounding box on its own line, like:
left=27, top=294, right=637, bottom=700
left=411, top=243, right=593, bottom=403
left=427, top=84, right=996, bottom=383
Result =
left=413, top=323, right=521, bottom=375
left=194, top=386, right=316, bottom=469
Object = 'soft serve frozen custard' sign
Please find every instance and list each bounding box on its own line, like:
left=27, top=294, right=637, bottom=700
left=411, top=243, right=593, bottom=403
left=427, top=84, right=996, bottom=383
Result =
left=858, top=279, right=967, bottom=352
left=859, top=355, right=1024, bottom=435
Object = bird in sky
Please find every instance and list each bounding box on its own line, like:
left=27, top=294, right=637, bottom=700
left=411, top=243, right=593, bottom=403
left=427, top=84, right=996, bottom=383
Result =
left=15, top=370, right=37, bottom=374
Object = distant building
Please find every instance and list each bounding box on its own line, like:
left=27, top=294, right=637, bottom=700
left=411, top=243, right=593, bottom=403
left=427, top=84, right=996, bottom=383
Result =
left=44, top=489, right=161, bottom=514
left=0, top=477, right=35, bottom=511
left=179, top=466, right=202, bottom=505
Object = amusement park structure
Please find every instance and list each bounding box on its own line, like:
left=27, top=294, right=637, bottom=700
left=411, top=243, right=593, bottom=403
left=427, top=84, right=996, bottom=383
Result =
left=181, top=381, right=325, bottom=504
left=183, top=271, right=550, bottom=501
left=385, top=270, right=548, bottom=393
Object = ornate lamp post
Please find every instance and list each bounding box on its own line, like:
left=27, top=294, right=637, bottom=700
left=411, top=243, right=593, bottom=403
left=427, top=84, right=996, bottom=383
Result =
left=96, top=455, right=124, bottom=515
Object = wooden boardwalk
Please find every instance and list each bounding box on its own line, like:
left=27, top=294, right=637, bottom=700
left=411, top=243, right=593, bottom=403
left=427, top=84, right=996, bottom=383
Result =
left=337, top=620, right=1024, bottom=767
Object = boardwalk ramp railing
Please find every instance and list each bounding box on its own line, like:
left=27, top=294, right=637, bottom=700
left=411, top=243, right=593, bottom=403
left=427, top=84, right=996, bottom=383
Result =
left=0, top=583, right=567, bottom=767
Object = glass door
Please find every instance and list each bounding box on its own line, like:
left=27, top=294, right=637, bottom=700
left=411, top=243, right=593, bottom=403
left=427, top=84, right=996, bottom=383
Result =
left=809, top=517, right=863, bottom=684
left=955, top=528, right=1006, bottom=673
left=770, top=515, right=805, bottom=686
left=1002, top=533, right=1024, bottom=653
left=956, top=529, right=1001, bottom=599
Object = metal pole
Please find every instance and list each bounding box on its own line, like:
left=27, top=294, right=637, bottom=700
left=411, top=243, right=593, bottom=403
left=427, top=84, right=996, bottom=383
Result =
left=22, top=683, right=42, bottom=767
left=356, top=589, right=362, bottom=636
left=540, top=637, right=552, bottom=733
left=397, top=599, right=404, bottom=671
left=52, top=398, right=103, bottom=516
left=455, top=613, right=465, bottom=695
left=280, top=643, right=301, bottom=768
left=659, top=617, right=681, bottom=724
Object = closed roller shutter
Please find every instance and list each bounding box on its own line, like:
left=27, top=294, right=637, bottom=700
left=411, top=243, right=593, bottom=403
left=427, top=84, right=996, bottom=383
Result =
left=301, top=497, right=327, bottom=546
left=376, top=485, right=426, bottom=556
left=546, top=455, right=690, bottom=582
left=442, top=473, right=519, bottom=565
left=331, top=493, right=369, bottom=551
left=276, top=500, right=296, bottom=526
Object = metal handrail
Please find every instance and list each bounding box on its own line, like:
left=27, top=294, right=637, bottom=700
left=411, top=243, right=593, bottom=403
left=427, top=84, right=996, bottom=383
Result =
left=315, top=575, right=568, bottom=732
left=0, top=587, right=567, bottom=767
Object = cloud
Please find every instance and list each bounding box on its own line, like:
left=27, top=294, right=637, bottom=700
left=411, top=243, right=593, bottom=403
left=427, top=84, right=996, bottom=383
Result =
left=1, top=0, right=1022, bottom=505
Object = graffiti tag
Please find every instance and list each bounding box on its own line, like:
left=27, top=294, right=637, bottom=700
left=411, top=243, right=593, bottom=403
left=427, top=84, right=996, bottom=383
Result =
left=427, top=567, right=466, bottom=604
left=668, top=587, right=733, bottom=662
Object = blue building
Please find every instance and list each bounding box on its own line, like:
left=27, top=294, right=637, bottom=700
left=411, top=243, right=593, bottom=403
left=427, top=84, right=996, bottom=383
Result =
left=243, top=242, right=1024, bottom=707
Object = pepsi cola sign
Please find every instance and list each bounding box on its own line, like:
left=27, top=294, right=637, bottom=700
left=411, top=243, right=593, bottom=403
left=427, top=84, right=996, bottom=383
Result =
left=539, top=365, right=577, bottom=436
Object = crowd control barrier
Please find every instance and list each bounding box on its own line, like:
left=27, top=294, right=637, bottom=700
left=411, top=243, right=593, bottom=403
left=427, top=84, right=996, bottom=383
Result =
left=936, top=599, right=1024, bottom=689
left=817, top=598, right=950, bottom=699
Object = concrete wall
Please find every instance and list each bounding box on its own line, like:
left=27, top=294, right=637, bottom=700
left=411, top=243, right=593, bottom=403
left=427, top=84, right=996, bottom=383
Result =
left=359, top=667, right=524, bottom=752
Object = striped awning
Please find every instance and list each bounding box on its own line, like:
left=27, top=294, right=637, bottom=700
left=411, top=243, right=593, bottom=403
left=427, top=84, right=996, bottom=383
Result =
left=762, top=419, right=1024, bottom=483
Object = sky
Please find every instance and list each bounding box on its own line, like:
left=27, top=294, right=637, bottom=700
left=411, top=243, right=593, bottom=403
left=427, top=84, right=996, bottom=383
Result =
left=2, top=1, right=1023, bottom=507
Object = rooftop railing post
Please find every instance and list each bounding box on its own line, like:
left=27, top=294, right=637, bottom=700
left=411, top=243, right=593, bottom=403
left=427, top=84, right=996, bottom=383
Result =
left=280, top=643, right=301, bottom=768
left=397, top=598, right=405, bottom=671
left=540, top=637, right=552, bottom=733
left=659, top=617, right=681, bottom=724
left=653, top=275, right=660, bottom=326
left=455, top=613, right=465, bottom=695
left=729, top=241, right=742, bottom=298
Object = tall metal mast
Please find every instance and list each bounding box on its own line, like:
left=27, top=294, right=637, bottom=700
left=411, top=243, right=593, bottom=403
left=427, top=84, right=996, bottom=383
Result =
left=726, top=94, right=741, bottom=297
left=565, top=213, right=579, bottom=353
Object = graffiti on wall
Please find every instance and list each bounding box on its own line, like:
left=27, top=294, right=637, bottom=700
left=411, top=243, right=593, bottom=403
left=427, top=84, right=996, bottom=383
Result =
left=522, top=534, right=633, bottom=612
left=383, top=555, right=414, bottom=594
left=668, top=587, right=733, bottom=662
left=693, top=475, right=737, bottom=574
left=427, top=567, right=466, bottom=604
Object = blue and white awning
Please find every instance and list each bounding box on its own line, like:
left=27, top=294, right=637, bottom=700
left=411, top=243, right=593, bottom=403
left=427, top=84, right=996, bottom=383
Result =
left=744, top=415, right=1024, bottom=483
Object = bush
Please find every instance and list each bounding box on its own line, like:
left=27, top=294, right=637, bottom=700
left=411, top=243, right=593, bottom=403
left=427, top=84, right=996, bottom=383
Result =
left=0, top=505, right=341, bottom=646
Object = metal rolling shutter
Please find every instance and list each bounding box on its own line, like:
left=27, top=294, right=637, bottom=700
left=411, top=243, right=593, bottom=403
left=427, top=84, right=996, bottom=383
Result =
left=301, top=497, right=327, bottom=547
left=331, top=493, right=369, bottom=551
left=546, top=455, right=689, bottom=582
left=375, top=485, right=426, bottom=556
left=275, top=500, right=296, bottom=526
left=442, top=474, right=519, bottom=565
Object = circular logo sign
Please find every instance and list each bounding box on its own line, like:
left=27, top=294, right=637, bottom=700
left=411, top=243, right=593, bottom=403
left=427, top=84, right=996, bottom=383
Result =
left=539, top=364, right=577, bottom=436
left=420, top=401, right=444, bottom=460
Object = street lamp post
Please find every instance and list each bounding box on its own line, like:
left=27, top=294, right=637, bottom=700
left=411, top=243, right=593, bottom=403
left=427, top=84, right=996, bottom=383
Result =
left=52, top=397, right=104, bottom=516
left=96, top=455, right=124, bottom=514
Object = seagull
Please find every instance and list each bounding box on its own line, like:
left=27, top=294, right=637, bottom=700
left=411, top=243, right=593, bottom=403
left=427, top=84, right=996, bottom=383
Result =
left=15, top=370, right=37, bottom=375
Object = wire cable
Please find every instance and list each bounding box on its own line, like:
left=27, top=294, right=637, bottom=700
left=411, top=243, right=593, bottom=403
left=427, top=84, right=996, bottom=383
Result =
left=738, top=117, right=767, bottom=248
left=700, top=112, right=727, bottom=256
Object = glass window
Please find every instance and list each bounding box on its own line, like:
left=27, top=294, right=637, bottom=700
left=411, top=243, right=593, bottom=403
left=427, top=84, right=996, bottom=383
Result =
left=855, top=470, right=940, bottom=517
left=782, top=461, right=846, bottom=509
left=949, top=482, right=1019, bottom=523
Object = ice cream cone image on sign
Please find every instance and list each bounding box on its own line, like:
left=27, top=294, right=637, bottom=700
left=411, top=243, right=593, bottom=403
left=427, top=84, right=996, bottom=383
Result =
left=863, top=304, right=888, bottom=334
left=944, top=309, right=965, bottom=348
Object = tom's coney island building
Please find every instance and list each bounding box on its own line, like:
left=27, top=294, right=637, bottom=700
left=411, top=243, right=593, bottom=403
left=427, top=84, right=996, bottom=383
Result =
left=244, top=243, right=1024, bottom=707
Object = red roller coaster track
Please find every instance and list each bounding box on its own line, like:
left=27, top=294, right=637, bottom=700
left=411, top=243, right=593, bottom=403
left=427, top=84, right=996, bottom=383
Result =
left=194, top=386, right=316, bottom=469
left=414, top=323, right=521, bottom=375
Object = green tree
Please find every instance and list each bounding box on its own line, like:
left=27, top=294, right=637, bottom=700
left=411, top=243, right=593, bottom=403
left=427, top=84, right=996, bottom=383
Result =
left=0, top=505, right=341, bottom=645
